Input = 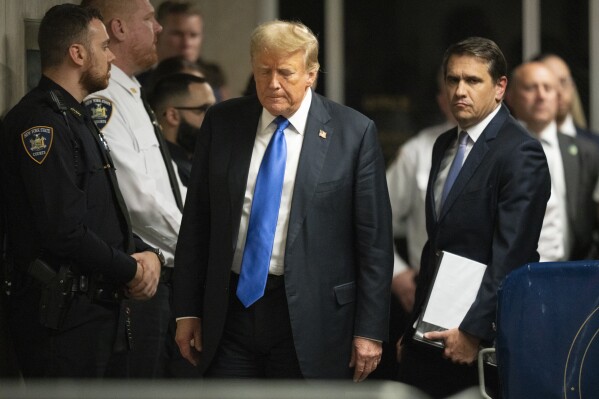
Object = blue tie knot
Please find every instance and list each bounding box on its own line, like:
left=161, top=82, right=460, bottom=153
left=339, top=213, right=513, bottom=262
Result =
left=275, top=116, right=290, bottom=132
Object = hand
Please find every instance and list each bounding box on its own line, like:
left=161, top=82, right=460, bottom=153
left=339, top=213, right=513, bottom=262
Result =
left=349, top=337, right=382, bottom=382
left=391, top=269, right=417, bottom=312
left=396, top=335, right=404, bottom=362
left=127, top=251, right=160, bottom=300
left=175, top=318, right=202, bottom=366
left=424, top=328, right=480, bottom=364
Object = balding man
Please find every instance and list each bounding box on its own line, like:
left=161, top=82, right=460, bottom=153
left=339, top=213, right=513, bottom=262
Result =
left=81, top=0, right=184, bottom=378
left=507, top=61, right=599, bottom=261
left=534, top=53, right=599, bottom=145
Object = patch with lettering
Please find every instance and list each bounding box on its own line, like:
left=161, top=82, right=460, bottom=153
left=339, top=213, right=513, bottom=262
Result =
left=21, top=126, right=53, bottom=164
left=84, top=97, right=113, bottom=130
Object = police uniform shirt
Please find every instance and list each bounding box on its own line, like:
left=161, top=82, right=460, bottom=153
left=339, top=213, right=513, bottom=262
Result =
left=84, top=66, right=185, bottom=267
left=0, top=75, right=141, bottom=282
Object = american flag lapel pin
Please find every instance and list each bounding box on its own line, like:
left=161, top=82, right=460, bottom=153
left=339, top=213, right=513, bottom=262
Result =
left=319, top=129, right=327, bottom=139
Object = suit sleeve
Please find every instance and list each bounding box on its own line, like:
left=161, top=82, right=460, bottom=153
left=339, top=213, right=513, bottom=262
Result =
left=460, top=138, right=550, bottom=341
left=352, top=120, right=394, bottom=341
left=172, top=108, right=213, bottom=318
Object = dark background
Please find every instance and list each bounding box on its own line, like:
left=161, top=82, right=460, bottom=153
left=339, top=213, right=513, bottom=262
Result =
left=281, top=0, right=590, bottom=164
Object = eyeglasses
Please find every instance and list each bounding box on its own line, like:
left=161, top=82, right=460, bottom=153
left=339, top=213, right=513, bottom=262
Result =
left=171, top=104, right=211, bottom=116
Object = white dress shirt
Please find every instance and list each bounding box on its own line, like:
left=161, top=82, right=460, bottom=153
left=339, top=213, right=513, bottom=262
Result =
left=386, top=121, right=454, bottom=275
left=231, top=89, right=313, bottom=276
left=558, top=113, right=577, bottom=137
left=535, top=121, right=569, bottom=261
left=84, top=65, right=186, bottom=267
left=434, top=104, right=501, bottom=215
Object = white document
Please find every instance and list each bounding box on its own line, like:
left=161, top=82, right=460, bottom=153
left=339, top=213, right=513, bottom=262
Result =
left=414, top=251, right=487, bottom=347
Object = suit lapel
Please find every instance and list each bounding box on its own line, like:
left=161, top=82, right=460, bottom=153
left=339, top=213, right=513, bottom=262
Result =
left=229, top=97, right=262, bottom=250
left=439, top=104, right=508, bottom=220
left=557, top=132, right=579, bottom=225
left=286, top=93, right=333, bottom=250
left=429, top=128, right=456, bottom=223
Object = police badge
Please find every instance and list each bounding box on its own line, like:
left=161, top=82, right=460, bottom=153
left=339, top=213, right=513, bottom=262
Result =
left=21, top=126, right=53, bottom=164
left=84, top=97, right=113, bottom=130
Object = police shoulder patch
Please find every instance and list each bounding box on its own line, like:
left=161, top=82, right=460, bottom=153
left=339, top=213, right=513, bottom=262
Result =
left=21, top=126, right=53, bottom=164
left=84, top=97, right=113, bottom=131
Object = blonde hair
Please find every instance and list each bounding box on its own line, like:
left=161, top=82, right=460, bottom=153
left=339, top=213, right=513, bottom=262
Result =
left=250, top=20, right=320, bottom=72
left=570, top=82, right=588, bottom=128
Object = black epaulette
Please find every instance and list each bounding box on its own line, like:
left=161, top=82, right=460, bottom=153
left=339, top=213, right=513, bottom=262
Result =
left=48, top=90, right=71, bottom=129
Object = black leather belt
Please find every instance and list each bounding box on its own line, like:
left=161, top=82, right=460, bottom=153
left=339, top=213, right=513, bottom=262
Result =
left=229, top=271, right=285, bottom=292
left=71, top=275, right=124, bottom=304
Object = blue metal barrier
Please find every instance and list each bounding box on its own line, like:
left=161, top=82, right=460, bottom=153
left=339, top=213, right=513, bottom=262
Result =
left=496, top=261, right=599, bottom=398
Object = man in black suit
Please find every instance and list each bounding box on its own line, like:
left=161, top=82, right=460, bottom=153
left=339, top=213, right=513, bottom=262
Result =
left=173, top=20, right=393, bottom=381
left=396, top=37, right=551, bottom=398
left=507, top=61, right=599, bottom=261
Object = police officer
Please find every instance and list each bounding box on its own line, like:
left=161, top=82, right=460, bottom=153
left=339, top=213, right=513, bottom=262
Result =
left=0, top=4, right=160, bottom=378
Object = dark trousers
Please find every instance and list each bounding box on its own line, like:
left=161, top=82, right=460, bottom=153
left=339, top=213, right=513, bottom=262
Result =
left=205, top=273, right=303, bottom=378
left=106, top=282, right=172, bottom=378
left=9, top=280, right=119, bottom=378
left=397, top=337, right=480, bottom=399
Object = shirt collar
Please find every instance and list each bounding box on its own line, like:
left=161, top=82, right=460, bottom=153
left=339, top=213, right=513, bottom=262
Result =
left=537, top=120, right=559, bottom=146
left=558, top=113, right=576, bottom=136
left=259, top=88, right=313, bottom=135
left=457, top=103, right=502, bottom=143
left=110, top=65, right=142, bottom=97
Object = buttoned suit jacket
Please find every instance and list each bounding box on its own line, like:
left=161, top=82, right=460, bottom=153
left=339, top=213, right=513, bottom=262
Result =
left=557, top=132, right=599, bottom=260
left=412, top=104, right=551, bottom=342
left=173, top=92, right=393, bottom=378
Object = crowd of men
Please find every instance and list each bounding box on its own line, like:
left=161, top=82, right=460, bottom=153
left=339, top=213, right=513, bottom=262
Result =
left=1, top=1, right=597, bottom=398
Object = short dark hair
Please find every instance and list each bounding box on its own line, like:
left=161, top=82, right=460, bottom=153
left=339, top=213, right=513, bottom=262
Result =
left=156, top=1, right=203, bottom=24
left=149, top=73, right=208, bottom=111
left=442, top=37, right=507, bottom=82
left=146, top=56, right=204, bottom=93
left=39, top=4, right=103, bottom=70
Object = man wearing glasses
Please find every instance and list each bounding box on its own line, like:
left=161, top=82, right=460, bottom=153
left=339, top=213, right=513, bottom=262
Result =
left=149, top=73, right=216, bottom=186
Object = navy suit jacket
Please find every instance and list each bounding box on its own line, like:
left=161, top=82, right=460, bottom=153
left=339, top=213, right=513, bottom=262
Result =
left=413, top=104, right=551, bottom=342
left=173, top=92, right=393, bottom=377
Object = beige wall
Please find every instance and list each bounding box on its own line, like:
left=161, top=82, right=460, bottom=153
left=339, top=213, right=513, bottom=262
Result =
left=149, top=0, right=264, bottom=98
left=0, top=0, right=265, bottom=117
left=0, top=0, right=78, bottom=117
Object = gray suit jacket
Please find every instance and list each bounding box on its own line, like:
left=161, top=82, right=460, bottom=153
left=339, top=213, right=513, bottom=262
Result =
left=557, top=132, right=599, bottom=259
left=173, top=92, right=393, bottom=378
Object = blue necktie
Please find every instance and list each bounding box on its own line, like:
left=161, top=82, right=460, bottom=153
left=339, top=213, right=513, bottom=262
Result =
left=237, top=116, right=290, bottom=307
left=441, top=131, right=469, bottom=207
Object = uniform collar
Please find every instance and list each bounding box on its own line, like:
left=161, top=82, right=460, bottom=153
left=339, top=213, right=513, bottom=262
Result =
left=109, top=65, right=142, bottom=98
left=38, top=75, right=87, bottom=118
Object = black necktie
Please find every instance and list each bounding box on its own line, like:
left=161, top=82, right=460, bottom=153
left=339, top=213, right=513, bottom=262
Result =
left=140, top=88, right=184, bottom=211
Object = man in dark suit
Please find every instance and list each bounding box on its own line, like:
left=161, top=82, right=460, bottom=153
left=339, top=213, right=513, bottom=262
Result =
left=507, top=61, right=599, bottom=261
left=396, top=37, right=551, bottom=398
left=173, top=20, right=393, bottom=381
